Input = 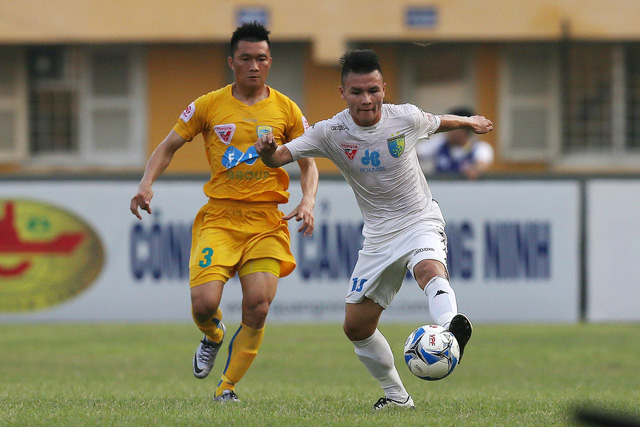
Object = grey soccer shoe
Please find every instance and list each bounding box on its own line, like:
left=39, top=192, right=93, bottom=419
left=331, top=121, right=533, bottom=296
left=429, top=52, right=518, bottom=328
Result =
left=448, top=313, right=473, bottom=362
left=373, top=395, right=415, bottom=410
left=213, top=390, right=240, bottom=403
left=192, top=322, right=226, bottom=379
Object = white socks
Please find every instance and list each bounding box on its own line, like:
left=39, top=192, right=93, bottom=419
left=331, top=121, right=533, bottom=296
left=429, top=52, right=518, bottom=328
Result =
left=424, top=275, right=457, bottom=329
left=352, top=329, right=408, bottom=401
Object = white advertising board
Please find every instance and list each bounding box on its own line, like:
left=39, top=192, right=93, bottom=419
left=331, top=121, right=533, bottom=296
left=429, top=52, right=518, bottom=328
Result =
left=587, top=180, right=640, bottom=321
left=0, top=179, right=580, bottom=323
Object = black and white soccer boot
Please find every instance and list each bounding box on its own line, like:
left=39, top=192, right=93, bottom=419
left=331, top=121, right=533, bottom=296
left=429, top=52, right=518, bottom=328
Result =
left=192, top=322, right=226, bottom=379
left=213, top=390, right=240, bottom=403
left=448, top=313, right=473, bottom=362
left=373, top=395, right=415, bottom=410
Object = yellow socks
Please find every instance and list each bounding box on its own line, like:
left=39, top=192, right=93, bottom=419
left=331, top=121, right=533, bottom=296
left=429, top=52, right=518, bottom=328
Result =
left=192, top=307, right=224, bottom=343
left=215, top=323, right=264, bottom=396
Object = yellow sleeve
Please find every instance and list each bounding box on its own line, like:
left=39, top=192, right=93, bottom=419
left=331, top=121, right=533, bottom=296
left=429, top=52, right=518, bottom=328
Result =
left=172, top=94, right=211, bottom=142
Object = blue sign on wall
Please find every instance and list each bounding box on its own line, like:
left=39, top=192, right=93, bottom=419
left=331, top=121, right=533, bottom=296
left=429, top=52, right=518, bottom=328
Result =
left=405, top=6, right=438, bottom=28
left=237, top=7, right=270, bottom=27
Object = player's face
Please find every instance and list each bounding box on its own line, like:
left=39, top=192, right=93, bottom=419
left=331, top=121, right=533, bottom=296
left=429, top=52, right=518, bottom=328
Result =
left=228, top=40, right=272, bottom=90
left=339, top=71, right=385, bottom=127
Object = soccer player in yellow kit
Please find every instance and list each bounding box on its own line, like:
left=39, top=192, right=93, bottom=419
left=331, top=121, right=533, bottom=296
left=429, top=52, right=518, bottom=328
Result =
left=130, top=22, right=318, bottom=402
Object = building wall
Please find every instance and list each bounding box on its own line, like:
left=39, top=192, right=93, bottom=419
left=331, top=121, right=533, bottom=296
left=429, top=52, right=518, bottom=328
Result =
left=147, top=45, right=227, bottom=173
left=2, top=1, right=640, bottom=175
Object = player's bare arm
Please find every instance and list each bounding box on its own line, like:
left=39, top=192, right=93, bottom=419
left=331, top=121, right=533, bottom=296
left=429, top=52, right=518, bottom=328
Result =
left=436, top=114, right=494, bottom=135
left=254, top=133, right=294, bottom=167
left=284, top=157, right=318, bottom=237
left=130, top=130, right=187, bottom=220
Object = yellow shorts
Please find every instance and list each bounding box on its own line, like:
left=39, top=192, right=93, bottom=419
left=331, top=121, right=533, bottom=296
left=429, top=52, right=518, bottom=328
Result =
left=189, top=199, right=296, bottom=287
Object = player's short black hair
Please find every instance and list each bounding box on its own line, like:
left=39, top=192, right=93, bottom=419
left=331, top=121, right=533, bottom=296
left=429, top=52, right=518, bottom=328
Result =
left=230, top=22, right=271, bottom=57
left=339, top=49, right=382, bottom=85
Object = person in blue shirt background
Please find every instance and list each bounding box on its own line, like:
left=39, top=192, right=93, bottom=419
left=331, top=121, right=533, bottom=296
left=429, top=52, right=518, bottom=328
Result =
left=417, top=107, right=494, bottom=179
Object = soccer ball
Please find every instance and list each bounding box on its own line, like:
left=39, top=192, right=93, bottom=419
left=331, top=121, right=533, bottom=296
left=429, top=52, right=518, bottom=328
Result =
left=403, top=324, right=460, bottom=381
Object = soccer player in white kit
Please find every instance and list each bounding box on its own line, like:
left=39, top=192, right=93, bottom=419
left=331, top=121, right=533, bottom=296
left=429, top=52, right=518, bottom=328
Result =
left=255, top=49, right=493, bottom=410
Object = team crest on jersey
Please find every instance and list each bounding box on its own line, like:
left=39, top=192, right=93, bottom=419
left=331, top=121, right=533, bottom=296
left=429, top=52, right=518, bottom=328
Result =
left=214, top=124, right=236, bottom=145
left=257, top=125, right=273, bottom=138
left=387, top=133, right=405, bottom=158
left=340, top=143, right=359, bottom=161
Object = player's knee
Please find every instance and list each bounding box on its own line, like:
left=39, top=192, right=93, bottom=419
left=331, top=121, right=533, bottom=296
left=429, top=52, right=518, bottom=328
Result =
left=191, top=299, right=219, bottom=322
left=414, top=259, right=447, bottom=287
left=343, top=321, right=371, bottom=342
left=243, top=299, right=270, bottom=321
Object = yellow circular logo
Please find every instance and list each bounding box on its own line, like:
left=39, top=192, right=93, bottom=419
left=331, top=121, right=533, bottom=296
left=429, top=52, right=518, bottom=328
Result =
left=0, top=199, right=105, bottom=312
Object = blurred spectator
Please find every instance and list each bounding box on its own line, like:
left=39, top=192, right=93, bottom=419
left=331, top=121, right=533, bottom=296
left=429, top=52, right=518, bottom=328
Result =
left=417, top=107, right=494, bottom=179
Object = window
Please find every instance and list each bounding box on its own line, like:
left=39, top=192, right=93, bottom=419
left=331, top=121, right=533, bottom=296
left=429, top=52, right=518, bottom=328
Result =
left=501, top=42, right=640, bottom=166
left=399, top=43, right=476, bottom=115
left=0, top=48, right=28, bottom=162
left=499, top=44, right=561, bottom=161
left=20, top=45, right=146, bottom=167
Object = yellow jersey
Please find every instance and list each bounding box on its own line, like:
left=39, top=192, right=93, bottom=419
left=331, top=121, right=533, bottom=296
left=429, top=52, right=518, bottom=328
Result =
left=173, top=84, right=308, bottom=203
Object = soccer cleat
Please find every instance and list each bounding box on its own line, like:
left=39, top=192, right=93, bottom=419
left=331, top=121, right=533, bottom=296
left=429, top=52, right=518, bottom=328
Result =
left=192, top=322, right=226, bottom=379
left=213, top=390, right=240, bottom=403
left=373, top=395, right=415, bottom=410
left=448, top=313, right=473, bottom=362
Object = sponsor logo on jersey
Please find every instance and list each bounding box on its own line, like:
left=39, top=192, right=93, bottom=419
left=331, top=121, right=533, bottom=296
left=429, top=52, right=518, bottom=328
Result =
left=413, top=247, right=435, bottom=255
left=302, top=116, right=310, bottom=131
left=359, top=150, right=385, bottom=172
left=331, top=124, right=349, bottom=131
left=387, top=133, right=405, bottom=158
left=222, top=146, right=259, bottom=169
left=257, top=125, right=273, bottom=138
left=341, top=143, right=359, bottom=160
left=214, top=124, right=236, bottom=145
left=227, top=170, right=271, bottom=180
left=180, top=102, right=196, bottom=123
left=0, top=199, right=104, bottom=312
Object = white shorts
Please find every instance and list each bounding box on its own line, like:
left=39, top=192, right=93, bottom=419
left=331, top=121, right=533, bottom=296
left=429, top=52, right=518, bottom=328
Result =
left=345, top=220, right=448, bottom=309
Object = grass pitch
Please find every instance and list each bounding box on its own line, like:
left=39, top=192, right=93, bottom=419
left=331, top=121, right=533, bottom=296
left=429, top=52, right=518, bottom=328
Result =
left=1, top=322, right=639, bottom=426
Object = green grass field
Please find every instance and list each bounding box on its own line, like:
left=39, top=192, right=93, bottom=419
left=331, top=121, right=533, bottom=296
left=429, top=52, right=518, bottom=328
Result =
left=1, top=322, right=639, bottom=426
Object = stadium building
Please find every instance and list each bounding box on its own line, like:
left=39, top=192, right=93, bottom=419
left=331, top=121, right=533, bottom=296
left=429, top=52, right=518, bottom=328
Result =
left=2, top=0, right=640, bottom=175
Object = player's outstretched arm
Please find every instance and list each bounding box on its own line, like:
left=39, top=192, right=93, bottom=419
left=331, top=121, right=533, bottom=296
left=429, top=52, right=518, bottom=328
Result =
left=284, top=157, right=318, bottom=237
left=254, top=133, right=294, bottom=168
left=130, top=130, right=187, bottom=220
left=437, top=114, right=494, bottom=135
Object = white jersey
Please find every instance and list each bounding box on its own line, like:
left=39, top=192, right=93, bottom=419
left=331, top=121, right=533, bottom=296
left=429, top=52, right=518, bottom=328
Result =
left=287, top=103, right=443, bottom=240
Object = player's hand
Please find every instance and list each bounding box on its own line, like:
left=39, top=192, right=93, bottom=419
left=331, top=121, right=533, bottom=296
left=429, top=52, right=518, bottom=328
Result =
left=283, top=199, right=315, bottom=237
left=254, top=132, right=278, bottom=157
left=469, top=116, right=494, bottom=134
left=130, top=184, right=153, bottom=220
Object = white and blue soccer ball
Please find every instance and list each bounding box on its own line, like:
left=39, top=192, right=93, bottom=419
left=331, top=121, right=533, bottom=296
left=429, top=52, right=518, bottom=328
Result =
left=403, top=324, right=460, bottom=381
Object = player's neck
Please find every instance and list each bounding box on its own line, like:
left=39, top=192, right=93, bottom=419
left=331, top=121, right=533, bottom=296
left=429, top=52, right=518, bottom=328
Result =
left=232, top=83, right=270, bottom=106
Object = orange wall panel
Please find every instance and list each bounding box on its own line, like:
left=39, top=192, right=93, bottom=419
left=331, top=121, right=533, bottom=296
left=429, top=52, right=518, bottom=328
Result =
left=147, top=45, right=227, bottom=173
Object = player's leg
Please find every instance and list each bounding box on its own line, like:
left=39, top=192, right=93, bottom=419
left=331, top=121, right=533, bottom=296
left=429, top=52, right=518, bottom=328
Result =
left=344, top=298, right=414, bottom=409
left=191, top=280, right=227, bottom=379
left=214, top=258, right=279, bottom=401
left=413, top=259, right=472, bottom=361
left=413, top=259, right=456, bottom=327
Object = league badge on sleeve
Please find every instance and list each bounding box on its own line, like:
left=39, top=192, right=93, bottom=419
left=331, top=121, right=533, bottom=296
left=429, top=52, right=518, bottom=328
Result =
left=180, top=102, right=196, bottom=123
left=387, top=133, right=405, bottom=158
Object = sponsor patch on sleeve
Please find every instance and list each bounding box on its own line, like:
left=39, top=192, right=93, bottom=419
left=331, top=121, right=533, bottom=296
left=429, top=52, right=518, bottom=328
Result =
left=180, top=102, right=196, bottom=123
left=302, top=116, right=309, bottom=131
